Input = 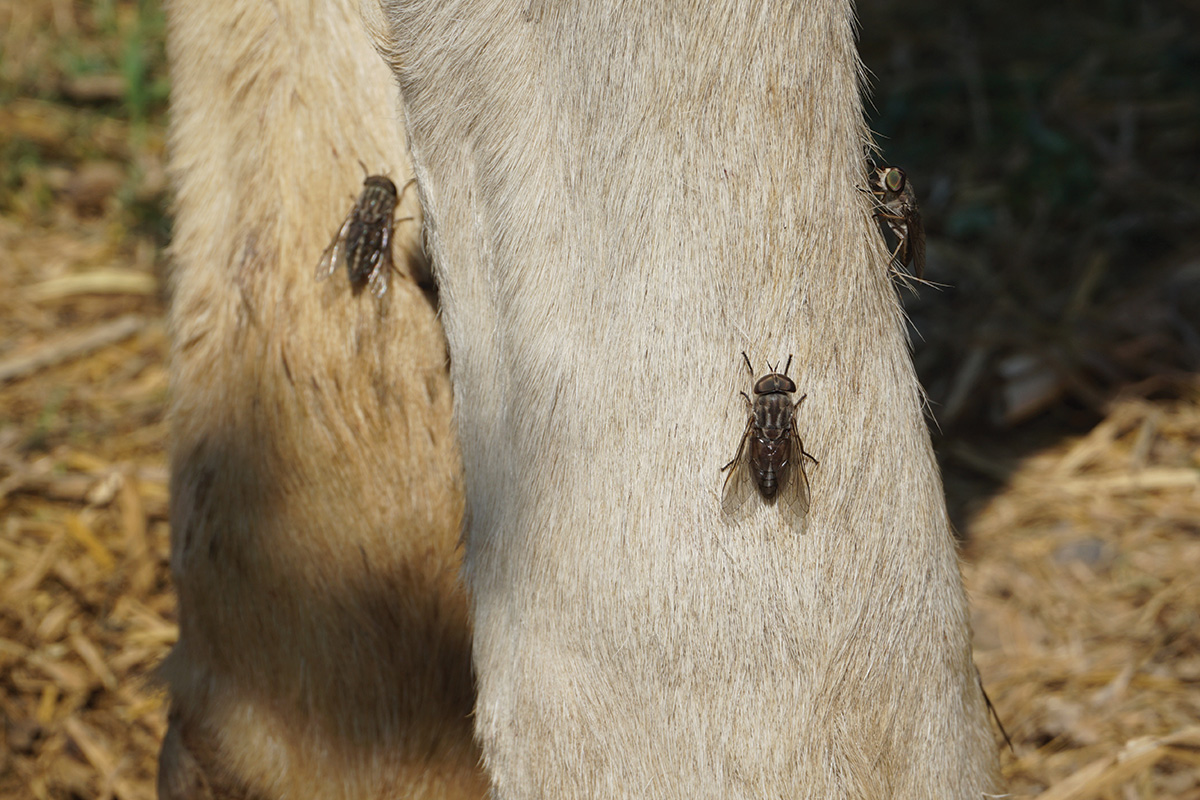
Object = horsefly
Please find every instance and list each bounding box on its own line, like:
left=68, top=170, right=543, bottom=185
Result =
left=721, top=353, right=817, bottom=516
left=868, top=165, right=925, bottom=280
left=316, top=174, right=416, bottom=298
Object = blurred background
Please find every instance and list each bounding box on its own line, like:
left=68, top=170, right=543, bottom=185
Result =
left=0, top=0, right=1197, bottom=797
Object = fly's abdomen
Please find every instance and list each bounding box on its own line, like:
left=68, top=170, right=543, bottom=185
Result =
left=749, top=433, right=792, bottom=500
left=346, top=223, right=386, bottom=284
left=758, top=467, right=779, bottom=498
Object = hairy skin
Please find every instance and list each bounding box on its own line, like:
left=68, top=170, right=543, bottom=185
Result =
left=162, top=0, right=1002, bottom=795
left=371, top=0, right=1003, bottom=797
left=158, top=0, right=484, bottom=797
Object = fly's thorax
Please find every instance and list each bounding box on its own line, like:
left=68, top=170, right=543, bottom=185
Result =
left=752, top=392, right=795, bottom=438
left=362, top=175, right=399, bottom=201
left=357, top=178, right=399, bottom=225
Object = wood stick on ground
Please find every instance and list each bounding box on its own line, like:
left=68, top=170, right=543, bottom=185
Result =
left=0, top=314, right=146, bottom=384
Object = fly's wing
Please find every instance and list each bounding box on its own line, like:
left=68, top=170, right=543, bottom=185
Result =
left=776, top=422, right=812, bottom=517
left=367, top=216, right=394, bottom=298
left=367, top=249, right=393, bottom=298
left=904, top=191, right=925, bottom=279
left=720, top=417, right=757, bottom=517
left=315, top=214, right=353, bottom=282
left=873, top=202, right=908, bottom=269
left=880, top=205, right=921, bottom=277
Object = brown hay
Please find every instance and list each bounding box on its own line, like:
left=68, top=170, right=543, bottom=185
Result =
left=968, top=389, right=1200, bottom=797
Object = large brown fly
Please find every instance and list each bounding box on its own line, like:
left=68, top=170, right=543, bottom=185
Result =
left=868, top=165, right=926, bottom=280
left=721, top=353, right=817, bottom=516
left=316, top=175, right=415, bottom=298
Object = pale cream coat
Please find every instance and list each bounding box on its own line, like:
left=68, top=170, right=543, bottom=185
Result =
left=161, top=0, right=1002, bottom=796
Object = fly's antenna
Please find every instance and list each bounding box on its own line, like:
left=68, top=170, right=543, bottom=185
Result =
left=782, top=354, right=793, bottom=377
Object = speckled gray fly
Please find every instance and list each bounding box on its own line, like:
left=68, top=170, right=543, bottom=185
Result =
left=868, top=166, right=925, bottom=280
left=721, top=353, right=817, bottom=516
left=316, top=175, right=413, bottom=298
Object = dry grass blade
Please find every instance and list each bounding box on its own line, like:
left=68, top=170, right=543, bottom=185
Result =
left=1033, top=727, right=1200, bottom=800
left=64, top=513, right=116, bottom=572
left=1053, top=467, right=1200, bottom=494
left=968, top=391, right=1200, bottom=797
left=24, top=269, right=158, bottom=301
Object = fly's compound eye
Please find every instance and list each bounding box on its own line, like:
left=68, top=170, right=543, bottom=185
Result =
left=884, top=167, right=906, bottom=193
left=753, top=374, right=797, bottom=395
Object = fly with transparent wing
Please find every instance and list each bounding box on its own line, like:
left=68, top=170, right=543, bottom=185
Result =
left=721, top=353, right=817, bottom=517
left=868, top=165, right=926, bottom=280
left=316, top=175, right=415, bottom=298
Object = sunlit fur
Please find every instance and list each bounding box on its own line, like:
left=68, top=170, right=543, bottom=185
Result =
left=163, top=0, right=1002, bottom=795
left=158, top=0, right=484, bottom=797
left=371, top=0, right=1002, bottom=796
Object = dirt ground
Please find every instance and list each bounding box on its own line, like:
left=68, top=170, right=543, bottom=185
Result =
left=1, top=1, right=1198, bottom=798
